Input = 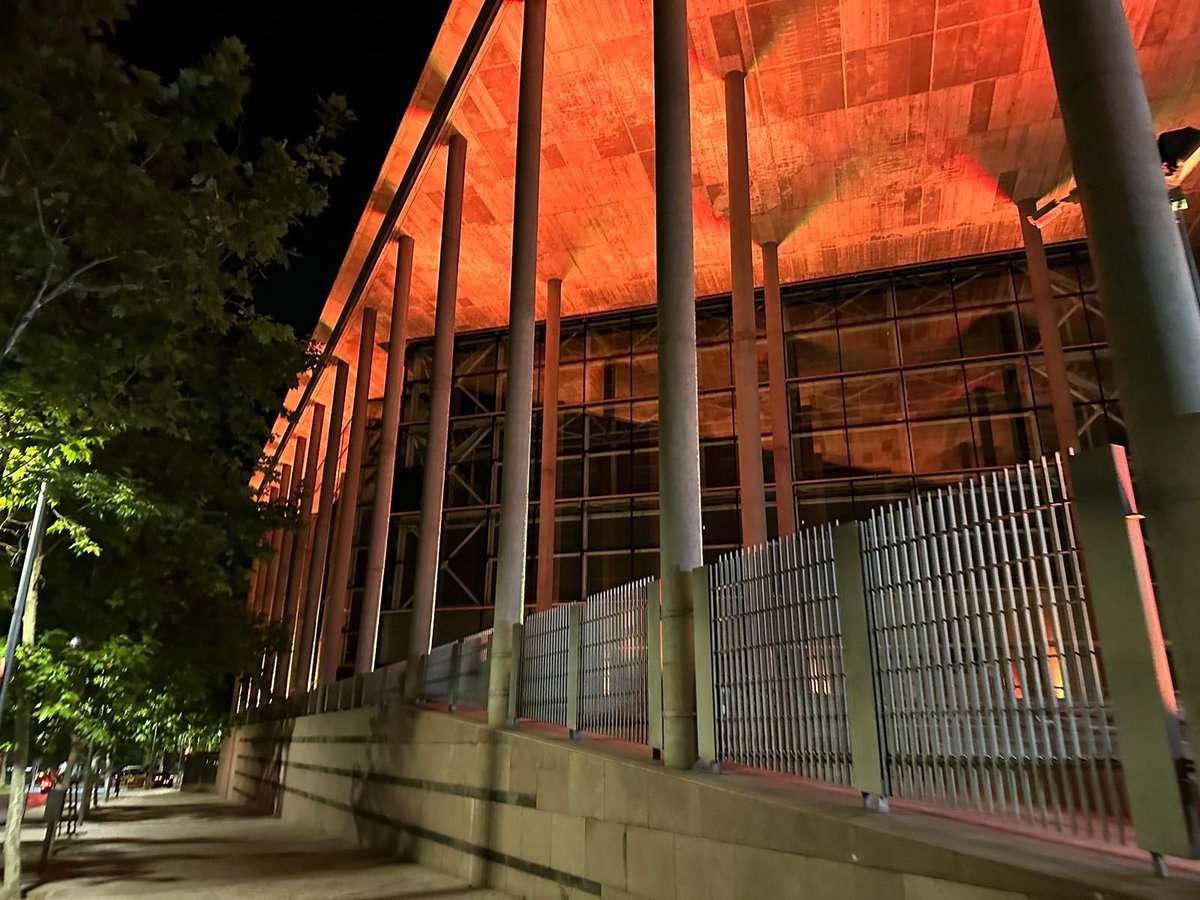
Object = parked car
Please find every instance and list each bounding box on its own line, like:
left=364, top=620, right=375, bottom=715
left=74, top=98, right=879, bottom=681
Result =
left=34, top=770, right=56, bottom=794
left=150, top=771, right=175, bottom=789
left=120, top=766, right=147, bottom=789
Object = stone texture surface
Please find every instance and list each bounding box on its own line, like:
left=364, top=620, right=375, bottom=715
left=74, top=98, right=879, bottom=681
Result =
left=224, top=704, right=1200, bottom=900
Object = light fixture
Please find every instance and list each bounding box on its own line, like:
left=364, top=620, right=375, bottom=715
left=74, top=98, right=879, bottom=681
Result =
left=1027, top=189, right=1079, bottom=230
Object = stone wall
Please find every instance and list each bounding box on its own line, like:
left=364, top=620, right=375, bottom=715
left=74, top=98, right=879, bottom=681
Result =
left=223, top=703, right=1179, bottom=900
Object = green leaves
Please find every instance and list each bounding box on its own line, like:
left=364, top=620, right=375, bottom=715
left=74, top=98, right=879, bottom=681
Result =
left=0, top=0, right=350, bottom=750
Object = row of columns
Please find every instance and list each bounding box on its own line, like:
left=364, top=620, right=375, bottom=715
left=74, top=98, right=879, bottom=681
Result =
left=243, top=0, right=1200, bottom=773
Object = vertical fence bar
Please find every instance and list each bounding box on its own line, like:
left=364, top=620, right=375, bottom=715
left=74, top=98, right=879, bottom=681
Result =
left=647, top=580, right=664, bottom=755
left=835, top=523, right=886, bottom=805
left=567, top=604, right=583, bottom=739
left=693, top=566, right=718, bottom=768
left=1069, top=447, right=1196, bottom=860
left=447, top=641, right=463, bottom=712
left=507, top=622, right=523, bottom=726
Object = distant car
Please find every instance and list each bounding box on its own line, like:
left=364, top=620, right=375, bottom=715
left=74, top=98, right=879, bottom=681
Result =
left=34, top=770, right=56, bottom=794
left=150, top=771, right=175, bottom=789
left=120, top=766, right=148, bottom=789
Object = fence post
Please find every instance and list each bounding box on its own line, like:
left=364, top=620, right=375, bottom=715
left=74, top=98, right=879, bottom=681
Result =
left=566, top=605, right=584, bottom=740
left=447, top=641, right=464, bottom=712
left=506, top=622, right=524, bottom=727
left=647, top=580, right=664, bottom=758
left=1069, top=446, right=1197, bottom=861
left=833, top=522, right=888, bottom=810
left=691, top=566, right=718, bottom=770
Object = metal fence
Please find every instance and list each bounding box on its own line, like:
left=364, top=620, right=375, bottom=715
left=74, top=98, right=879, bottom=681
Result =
left=519, top=604, right=577, bottom=726
left=578, top=578, right=653, bottom=744
left=420, top=641, right=456, bottom=704
left=709, top=527, right=852, bottom=785
left=860, top=456, right=1128, bottom=842
left=455, top=628, right=493, bottom=710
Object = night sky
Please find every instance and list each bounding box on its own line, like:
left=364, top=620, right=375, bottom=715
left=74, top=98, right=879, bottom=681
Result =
left=112, top=0, right=452, bottom=335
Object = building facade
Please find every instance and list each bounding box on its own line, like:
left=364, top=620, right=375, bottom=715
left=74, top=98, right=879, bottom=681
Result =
left=336, top=242, right=1119, bottom=667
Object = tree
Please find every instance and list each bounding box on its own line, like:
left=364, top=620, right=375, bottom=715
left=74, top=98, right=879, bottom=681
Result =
left=0, top=1, right=352, bottom=890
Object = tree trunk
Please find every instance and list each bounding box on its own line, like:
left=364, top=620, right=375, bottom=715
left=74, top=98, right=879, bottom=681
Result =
left=78, top=741, right=95, bottom=822
left=1, top=552, right=41, bottom=899
left=1, top=713, right=29, bottom=900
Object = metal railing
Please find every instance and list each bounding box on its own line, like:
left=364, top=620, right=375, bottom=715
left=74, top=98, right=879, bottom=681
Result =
left=519, top=604, right=577, bottom=726
left=578, top=579, right=653, bottom=744
left=860, top=456, right=1127, bottom=841
left=709, top=527, right=851, bottom=785
left=237, top=449, right=1193, bottom=860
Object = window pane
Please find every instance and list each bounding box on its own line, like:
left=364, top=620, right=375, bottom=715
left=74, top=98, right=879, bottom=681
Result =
left=843, top=373, right=903, bottom=425
left=958, top=308, right=1022, bottom=359
left=786, top=329, right=840, bottom=378
left=701, top=441, right=738, bottom=488
left=837, top=280, right=892, bottom=323
left=848, top=424, right=911, bottom=474
left=905, top=366, right=968, bottom=419
left=587, top=318, right=631, bottom=358
left=963, top=361, right=1034, bottom=412
left=630, top=400, right=659, bottom=448
left=698, top=344, right=732, bottom=390
left=631, top=352, right=658, bottom=398
left=952, top=264, right=1015, bottom=309
left=899, top=314, right=959, bottom=365
left=792, top=379, right=845, bottom=430
left=840, top=322, right=899, bottom=373
left=972, top=413, right=1039, bottom=467
left=698, top=391, right=734, bottom=439
left=910, top=419, right=976, bottom=472
left=895, top=271, right=953, bottom=315
left=794, top=429, right=850, bottom=480
left=782, top=288, right=836, bottom=331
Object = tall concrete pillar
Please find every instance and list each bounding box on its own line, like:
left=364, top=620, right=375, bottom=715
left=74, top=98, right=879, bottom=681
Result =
left=1040, top=0, right=1200, bottom=725
left=275, top=432, right=313, bottom=697
left=488, top=0, right=547, bottom=726
left=295, top=362, right=348, bottom=694
left=1017, top=199, right=1079, bottom=459
left=654, top=0, right=702, bottom=770
left=407, top=134, right=468, bottom=689
left=357, top=235, right=414, bottom=674
left=259, top=482, right=285, bottom=619
left=535, top=279, right=563, bottom=612
left=762, top=242, right=796, bottom=536
left=269, top=460, right=303, bottom=624
left=724, top=70, right=768, bottom=548
left=319, top=309, right=378, bottom=684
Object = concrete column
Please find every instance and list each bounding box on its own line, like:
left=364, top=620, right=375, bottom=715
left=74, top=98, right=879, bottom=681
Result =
left=1040, top=0, right=1200, bottom=727
left=724, top=70, right=768, bottom=548
left=319, top=309, right=378, bottom=684
left=762, top=242, right=796, bottom=536
left=1017, top=198, right=1078, bottom=458
left=269, top=460, right=303, bottom=624
left=654, top=0, right=702, bottom=770
left=295, top=362, right=348, bottom=694
left=357, top=235, right=414, bottom=674
left=488, top=0, right=547, bottom=726
left=275, top=432, right=313, bottom=697
left=259, top=482, right=285, bottom=619
left=407, top=133, right=468, bottom=687
left=535, top=278, right=562, bottom=612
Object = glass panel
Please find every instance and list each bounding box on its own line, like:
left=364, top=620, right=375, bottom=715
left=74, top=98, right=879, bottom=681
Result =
left=630, top=352, right=658, bottom=398
left=1064, top=349, right=1103, bottom=402
left=786, top=329, right=840, bottom=378
left=630, top=447, right=658, bottom=494
left=587, top=501, right=633, bottom=550
left=781, top=287, right=837, bottom=331
left=972, top=412, right=1039, bottom=467
left=701, top=494, right=741, bottom=547
left=406, top=345, right=433, bottom=380
left=587, top=451, right=632, bottom=497
left=555, top=555, right=583, bottom=603
left=899, top=314, right=959, bottom=365
left=587, top=317, right=631, bottom=358
left=454, top=337, right=497, bottom=374
left=840, top=322, right=899, bottom=373
left=836, top=280, right=893, bottom=323
left=585, top=358, right=630, bottom=403
left=402, top=381, right=430, bottom=423
left=587, top=553, right=631, bottom=596
left=586, top=404, right=633, bottom=450
left=557, top=455, right=583, bottom=499
left=696, top=305, right=731, bottom=345
left=895, top=270, right=953, bottom=315
left=629, top=400, right=659, bottom=448
left=698, top=390, right=734, bottom=439
left=843, top=373, right=903, bottom=425
left=796, top=480, right=855, bottom=525
left=559, top=362, right=585, bottom=406
left=560, top=322, right=586, bottom=363
left=904, top=366, right=969, bottom=419
left=852, top=478, right=917, bottom=517
left=701, top=440, right=738, bottom=488
left=791, top=379, right=845, bottom=430
left=910, top=419, right=976, bottom=472
left=847, top=423, right=912, bottom=474
left=555, top=505, right=583, bottom=552
left=452, top=372, right=498, bottom=416
left=1047, top=254, right=1082, bottom=296
left=793, top=429, right=850, bottom=480
left=1055, top=296, right=1092, bottom=347
left=952, top=263, right=1015, bottom=309
left=697, top=343, right=732, bottom=390
left=963, top=360, right=1034, bottom=412
left=630, top=313, right=658, bottom=354
left=957, top=307, right=1022, bottom=359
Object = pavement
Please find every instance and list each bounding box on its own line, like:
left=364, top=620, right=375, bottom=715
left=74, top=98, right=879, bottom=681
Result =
left=18, top=789, right=512, bottom=899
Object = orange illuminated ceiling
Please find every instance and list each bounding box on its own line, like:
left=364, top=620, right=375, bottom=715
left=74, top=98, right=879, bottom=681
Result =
left=264, top=0, right=1200, bottom=471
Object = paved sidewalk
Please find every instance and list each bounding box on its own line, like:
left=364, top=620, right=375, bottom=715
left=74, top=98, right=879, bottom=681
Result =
left=21, top=789, right=510, bottom=899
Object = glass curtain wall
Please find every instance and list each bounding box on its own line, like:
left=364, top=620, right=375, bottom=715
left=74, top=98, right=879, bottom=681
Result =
left=368, top=244, right=1116, bottom=652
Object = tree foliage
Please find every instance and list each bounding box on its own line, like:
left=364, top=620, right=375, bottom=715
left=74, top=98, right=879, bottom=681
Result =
left=0, top=0, right=348, bottom=753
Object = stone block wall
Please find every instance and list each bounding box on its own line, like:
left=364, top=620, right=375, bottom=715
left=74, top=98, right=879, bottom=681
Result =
left=224, top=703, right=1177, bottom=900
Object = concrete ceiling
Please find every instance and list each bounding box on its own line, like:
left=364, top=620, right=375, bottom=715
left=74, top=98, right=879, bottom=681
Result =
left=265, top=0, right=1200, bottom=476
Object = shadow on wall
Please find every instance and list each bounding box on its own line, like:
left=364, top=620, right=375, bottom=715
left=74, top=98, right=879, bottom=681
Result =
left=249, top=715, right=296, bottom=818
left=346, top=703, right=501, bottom=889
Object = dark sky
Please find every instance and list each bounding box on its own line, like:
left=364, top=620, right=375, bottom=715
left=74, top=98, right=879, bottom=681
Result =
left=112, top=0, right=452, bottom=335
